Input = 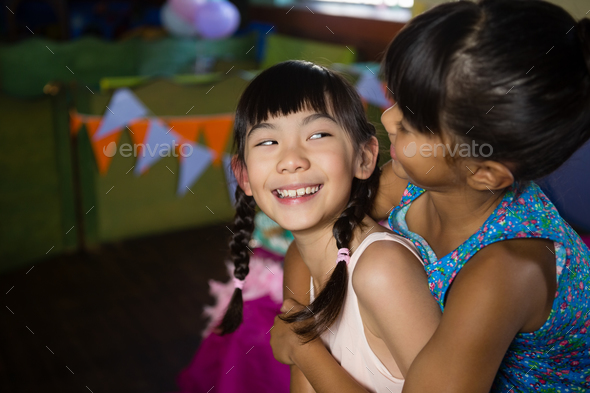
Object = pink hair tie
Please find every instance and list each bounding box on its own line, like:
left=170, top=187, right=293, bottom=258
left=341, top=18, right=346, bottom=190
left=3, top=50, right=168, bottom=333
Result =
left=337, top=248, right=350, bottom=265
left=234, top=277, right=245, bottom=290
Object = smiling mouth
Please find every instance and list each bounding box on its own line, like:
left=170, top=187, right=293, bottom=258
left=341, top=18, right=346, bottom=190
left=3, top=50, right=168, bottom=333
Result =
left=273, top=185, right=322, bottom=199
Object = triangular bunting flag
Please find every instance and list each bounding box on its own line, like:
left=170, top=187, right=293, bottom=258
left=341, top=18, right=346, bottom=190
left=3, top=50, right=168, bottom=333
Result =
left=134, top=119, right=187, bottom=176
left=90, top=129, right=123, bottom=175
left=166, top=118, right=201, bottom=143
left=356, top=71, right=393, bottom=109
left=84, top=118, right=102, bottom=139
left=70, top=111, right=84, bottom=136
left=127, top=119, right=150, bottom=157
left=93, top=88, right=148, bottom=141
left=223, top=154, right=238, bottom=205
left=200, top=117, right=233, bottom=166
left=177, top=143, right=216, bottom=196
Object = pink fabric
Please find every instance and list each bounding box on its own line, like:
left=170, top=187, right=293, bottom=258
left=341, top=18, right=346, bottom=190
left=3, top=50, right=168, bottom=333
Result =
left=176, top=295, right=289, bottom=393
left=175, top=248, right=289, bottom=393
left=582, top=235, right=590, bottom=249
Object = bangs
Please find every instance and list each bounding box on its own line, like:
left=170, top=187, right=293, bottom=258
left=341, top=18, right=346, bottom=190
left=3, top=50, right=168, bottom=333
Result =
left=238, top=61, right=331, bottom=127
left=381, top=1, right=482, bottom=134
left=234, top=60, right=373, bottom=160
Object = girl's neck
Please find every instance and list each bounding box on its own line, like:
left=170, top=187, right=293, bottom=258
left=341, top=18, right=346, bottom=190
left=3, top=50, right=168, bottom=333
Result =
left=291, top=216, right=378, bottom=295
left=412, top=185, right=508, bottom=257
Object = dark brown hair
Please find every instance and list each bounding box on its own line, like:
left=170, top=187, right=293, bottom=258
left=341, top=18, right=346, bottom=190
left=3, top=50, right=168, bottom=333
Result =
left=381, top=0, right=590, bottom=180
left=216, top=61, right=380, bottom=342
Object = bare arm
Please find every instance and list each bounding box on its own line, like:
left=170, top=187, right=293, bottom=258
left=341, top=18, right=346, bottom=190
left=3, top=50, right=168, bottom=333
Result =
left=283, top=242, right=316, bottom=393
left=371, top=160, right=408, bottom=221
left=292, top=339, right=370, bottom=393
left=353, top=240, right=442, bottom=377
left=402, top=239, right=556, bottom=392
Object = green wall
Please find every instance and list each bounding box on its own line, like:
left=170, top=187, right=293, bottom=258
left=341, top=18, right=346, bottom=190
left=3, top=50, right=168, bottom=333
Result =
left=0, top=92, right=77, bottom=272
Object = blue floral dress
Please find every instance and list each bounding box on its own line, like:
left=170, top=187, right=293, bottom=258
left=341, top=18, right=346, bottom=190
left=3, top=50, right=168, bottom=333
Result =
left=388, top=181, right=590, bottom=392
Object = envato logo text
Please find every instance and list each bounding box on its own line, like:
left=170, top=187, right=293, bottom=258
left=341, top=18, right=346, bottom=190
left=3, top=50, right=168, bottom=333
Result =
left=402, top=141, right=493, bottom=158
left=102, top=141, right=194, bottom=158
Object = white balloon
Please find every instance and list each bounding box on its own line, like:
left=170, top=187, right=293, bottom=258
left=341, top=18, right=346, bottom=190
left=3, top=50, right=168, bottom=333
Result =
left=161, top=2, right=198, bottom=37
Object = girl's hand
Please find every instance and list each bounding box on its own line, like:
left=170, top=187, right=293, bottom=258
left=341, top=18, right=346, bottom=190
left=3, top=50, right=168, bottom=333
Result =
left=270, top=298, right=308, bottom=365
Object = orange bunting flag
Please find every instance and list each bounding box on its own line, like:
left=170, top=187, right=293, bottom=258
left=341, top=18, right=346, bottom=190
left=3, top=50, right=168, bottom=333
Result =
left=85, top=116, right=120, bottom=175
left=166, top=118, right=200, bottom=143
left=70, top=111, right=84, bottom=136
left=84, top=117, right=102, bottom=139
left=200, top=116, right=233, bottom=166
left=71, top=112, right=235, bottom=175
left=86, top=120, right=122, bottom=175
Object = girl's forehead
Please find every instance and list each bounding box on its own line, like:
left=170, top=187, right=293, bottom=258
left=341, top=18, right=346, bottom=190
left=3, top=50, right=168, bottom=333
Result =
left=249, top=109, right=340, bottom=132
left=264, top=108, right=335, bottom=122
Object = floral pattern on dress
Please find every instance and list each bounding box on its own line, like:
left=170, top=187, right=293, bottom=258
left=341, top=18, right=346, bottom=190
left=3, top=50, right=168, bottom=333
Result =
left=388, top=181, right=590, bottom=392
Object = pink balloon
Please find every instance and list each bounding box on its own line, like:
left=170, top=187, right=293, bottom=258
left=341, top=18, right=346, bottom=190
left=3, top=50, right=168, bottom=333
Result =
left=169, top=0, right=205, bottom=23
left=194, top=0, right=241, bottom=40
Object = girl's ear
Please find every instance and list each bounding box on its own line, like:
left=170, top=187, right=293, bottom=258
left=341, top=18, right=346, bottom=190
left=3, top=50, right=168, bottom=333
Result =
left=355, top=136, right=379, bottom=180
left=231, top=156, right=253, bottom=196
left=464, top=159, right=514, bottom=191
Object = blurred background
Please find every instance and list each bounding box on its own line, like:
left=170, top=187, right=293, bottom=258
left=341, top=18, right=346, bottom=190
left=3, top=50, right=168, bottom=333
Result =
left=0, top=0, right=588, bottom=392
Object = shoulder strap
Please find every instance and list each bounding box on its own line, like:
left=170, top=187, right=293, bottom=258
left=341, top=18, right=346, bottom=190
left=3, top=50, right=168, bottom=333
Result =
left=352, top=232, right=423, bottom=267
left=388, top=182, right=426, bottom=230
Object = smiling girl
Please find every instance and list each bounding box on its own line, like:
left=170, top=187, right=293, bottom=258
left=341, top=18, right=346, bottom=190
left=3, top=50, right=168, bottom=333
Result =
left=216, top=60, right=441, bottom=392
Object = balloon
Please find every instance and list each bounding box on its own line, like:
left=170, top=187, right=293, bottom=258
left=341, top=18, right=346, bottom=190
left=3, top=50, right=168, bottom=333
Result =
left=161, top=2, right=198, bottom=37
left=169, top=0, right=205, bottom=23
left=194, top=1, right=241, bottom=40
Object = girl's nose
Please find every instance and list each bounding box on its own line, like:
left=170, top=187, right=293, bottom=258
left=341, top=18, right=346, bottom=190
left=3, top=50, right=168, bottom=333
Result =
left=276, top=148, right=310, bottom=174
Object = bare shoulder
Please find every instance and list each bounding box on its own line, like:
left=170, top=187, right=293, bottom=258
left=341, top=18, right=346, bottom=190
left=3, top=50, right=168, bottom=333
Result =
left=452, top=238, right=556, bottom=332
left=466, top=238, right=556, bottom=283
left=352, top=236, right=426, bottom=300
left=351, top=234, right=440, bottom=375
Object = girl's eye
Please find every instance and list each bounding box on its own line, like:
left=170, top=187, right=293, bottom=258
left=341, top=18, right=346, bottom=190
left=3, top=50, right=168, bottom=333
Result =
left=256, top=140, right=277, bottom=147
left=309, top=132, right=331, bottom=140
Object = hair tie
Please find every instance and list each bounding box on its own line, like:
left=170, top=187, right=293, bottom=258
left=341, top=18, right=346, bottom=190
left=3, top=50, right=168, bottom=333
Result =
left=234, top=277, right=245, bottom=290
left=336, top=248, right=350, bottom=265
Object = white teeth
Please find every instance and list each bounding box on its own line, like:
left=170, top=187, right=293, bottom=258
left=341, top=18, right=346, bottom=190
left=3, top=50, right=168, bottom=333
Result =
left=276, top=185, right=321, bottom=198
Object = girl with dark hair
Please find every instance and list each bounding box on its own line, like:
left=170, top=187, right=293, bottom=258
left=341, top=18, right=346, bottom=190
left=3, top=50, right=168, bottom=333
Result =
left=217, top=59, right=442, bottom=392
left=278, top=0, right=590, bottom=392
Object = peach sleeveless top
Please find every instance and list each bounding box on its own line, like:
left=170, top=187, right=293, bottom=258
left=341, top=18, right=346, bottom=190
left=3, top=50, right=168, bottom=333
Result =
left=309, top=232, right=423, bottom=393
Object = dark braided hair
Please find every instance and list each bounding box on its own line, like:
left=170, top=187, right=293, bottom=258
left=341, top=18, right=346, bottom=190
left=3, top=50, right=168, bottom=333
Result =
left=216, top=60, right=381, bottom=337
left=216, top=185, right=256, bottom=335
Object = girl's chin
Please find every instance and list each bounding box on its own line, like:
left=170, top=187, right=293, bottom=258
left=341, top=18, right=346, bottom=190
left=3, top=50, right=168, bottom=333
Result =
left=391, top=160, right=410, bottom=180
left=267, top=214, right=323, bottom=233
